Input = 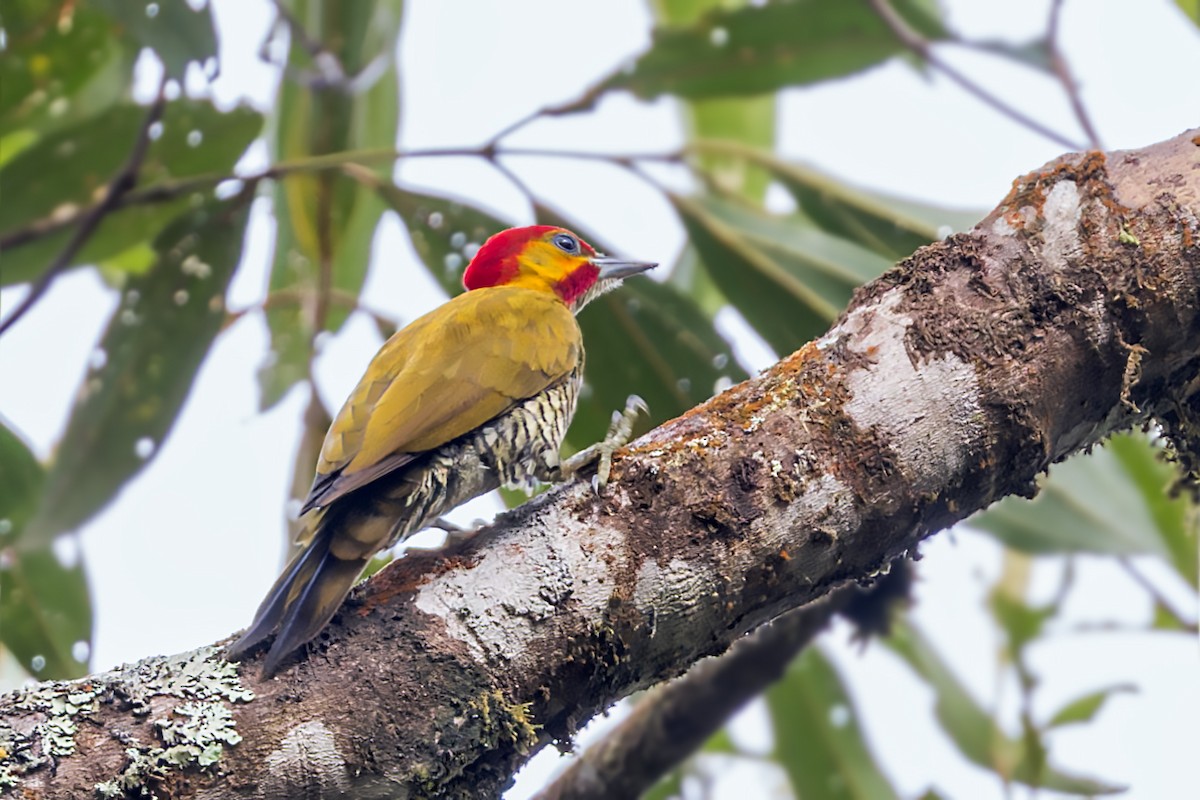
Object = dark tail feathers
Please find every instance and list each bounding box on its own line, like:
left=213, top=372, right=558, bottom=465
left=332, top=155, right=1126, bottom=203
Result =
left=226, top=522, right=369, bottom=676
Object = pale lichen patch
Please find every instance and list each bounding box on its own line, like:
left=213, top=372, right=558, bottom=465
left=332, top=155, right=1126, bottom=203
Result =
left=414, top=502, right=624, bottom=666
left=783, top=472, right=860, bottom=544
left=632, top=557, right=721, bottom=641
left=1, top=646, right=253, bottom=798
left=2, top=678, right=101, bottom=790
left=92, top=648, right=254, bottom=798
left=263, top=720, right=349, bottom=800
left=1041, top=180, right=1083, bottom=271
left=990, top=215, right=1017, bottom=237
left=839, top=290, right=983, bottom=488
left=684, top=429, right=730, bottom=450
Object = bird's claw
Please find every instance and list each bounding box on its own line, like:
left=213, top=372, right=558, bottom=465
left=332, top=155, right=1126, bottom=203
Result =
left=556, top=395, right=648, bottom=493
left=592, top=394, right=647, bottom=494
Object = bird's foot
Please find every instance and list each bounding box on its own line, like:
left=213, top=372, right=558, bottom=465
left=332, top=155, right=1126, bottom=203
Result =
left=561, top=394, right=647, bottom=493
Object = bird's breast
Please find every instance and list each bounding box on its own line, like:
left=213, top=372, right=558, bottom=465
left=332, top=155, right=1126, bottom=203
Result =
left=358, top=367, right=584, bottom=548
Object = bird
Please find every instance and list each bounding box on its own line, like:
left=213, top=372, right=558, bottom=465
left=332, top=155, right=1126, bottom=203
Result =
left=227, top=225, right=656, bottom=675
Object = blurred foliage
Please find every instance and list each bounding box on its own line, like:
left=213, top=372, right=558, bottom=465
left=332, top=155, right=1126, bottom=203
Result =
left=973, top=431, right=1199, bottom=589
left=766, top=646, right=899, bottom=800
left=257, top=0, right=402, bottom=413
left=884, top=618, right=1124, bottom=796
left=92, top=0, right=217, bottom=80
left=0, top=100, right=261, bottom=284
left=587, top=0, right=945, bottom=103
left=23, top=198, right=253, bottom=550
left=0, top=1, right=1196, bottom=799
left=1177, top=0, right=1200, bottom=26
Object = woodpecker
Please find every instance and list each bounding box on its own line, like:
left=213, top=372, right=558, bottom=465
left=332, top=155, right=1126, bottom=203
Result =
left=228, top=225, right=655, bottom=675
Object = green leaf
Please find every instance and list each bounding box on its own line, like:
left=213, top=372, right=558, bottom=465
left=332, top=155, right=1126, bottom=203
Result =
left=673, top=193, right=892, bottom=356
left=766, top=646, right=899, bottom=800
left=594, top=0, right=945, bottom=102
left=0, top=545, right=92, bottom=680
left=1046, top=685, right=1136, bottom=729
left=258, top=0, right=403, bottom=410
left=93, top=0, right=218, bottom=79
left=20, top=197, right=251, bottom=548
left=576, top=271, right=745, bottom=447
left=1150, top=601, right=1192, bottom=631
left=664, top=242, right=727, bottom=316
left=1108, top=432, right=1199, bottom=588
left=0, top=3, right=134, bottom=151
left=971, top=433, right=1197, bottom=587
left=690, top=98, right=776, bottom=202
left=712, top=146, right=984, bottom=261
left=0, top=421, right=43, bottom=542
left=1, top=99, right=262, bottom=286
left=989, top=592, right=1054, bottom=656
left=885, top=618, right=1125, bottom=794
left=653, top=0, right=778, bottom=205
left=1175, top=0, right=1199, bottom=26
left=642, top=769, right=683, bottom=800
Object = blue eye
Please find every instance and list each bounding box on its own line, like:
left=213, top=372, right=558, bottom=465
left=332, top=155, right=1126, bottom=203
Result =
left=552, top=233, right=579, bottom=253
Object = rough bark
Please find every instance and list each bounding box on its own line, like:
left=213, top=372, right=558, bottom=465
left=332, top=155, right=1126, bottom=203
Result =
left=2, top=129, right=1198, bottom=800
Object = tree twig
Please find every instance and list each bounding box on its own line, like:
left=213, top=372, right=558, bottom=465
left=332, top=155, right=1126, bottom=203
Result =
left=266, top=0, right=348, bottom=89
left=1118, top=557, right=1194, bottom=630
left=1046, top=0, right=1103, bottom=150
left=868, top=0, right=1084, bottom=152
left=0, top=77, right=169, bottom=338
left=221, top=285, right=396, bottom=333
left=482, top=108, right=547, bottom=152
left=480, top=82, right=613, bottom=152
left=532, top=587, right=855, bottom=800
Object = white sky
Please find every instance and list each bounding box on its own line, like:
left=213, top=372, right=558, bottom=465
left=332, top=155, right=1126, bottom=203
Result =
left=1, top=1, right=1197, bottom=798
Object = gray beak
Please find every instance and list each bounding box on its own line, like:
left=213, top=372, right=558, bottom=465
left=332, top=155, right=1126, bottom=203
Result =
left=594, top=256, right=658, bottom=281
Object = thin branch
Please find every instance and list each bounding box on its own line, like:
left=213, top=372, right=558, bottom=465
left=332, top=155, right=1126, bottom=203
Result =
left=1, top=146, right=682, bottom=254
left=268, top=0, right=326, bottom=63
left=1046, top=0, right=1103, bottom=150
left=481, top=108, right=546, bottom=152
left=1118, top=557, right=1195, bottom=630
left=533, top=587, right=855, bottom=800
left=480, top=80, right=614, bottom=152
left=868, top=0, right=1084, bottom=152
left=484, top=156, right=539, bottom=212
left=0, top=77, right=169, bottom=338
left=267, top=0, right=347, bottom=89
left=221, top=285, right=395, bottom=333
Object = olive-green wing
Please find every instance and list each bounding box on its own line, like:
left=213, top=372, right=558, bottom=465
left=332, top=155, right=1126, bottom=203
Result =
left=302, top=287, right=581, bottom=511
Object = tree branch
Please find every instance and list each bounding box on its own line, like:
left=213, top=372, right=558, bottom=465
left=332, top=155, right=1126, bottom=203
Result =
left=2, top=129, right=1198, bottom=799
left=532, top=586, right=857, bottom=800
left=0, top=79, right=168, bottom=337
